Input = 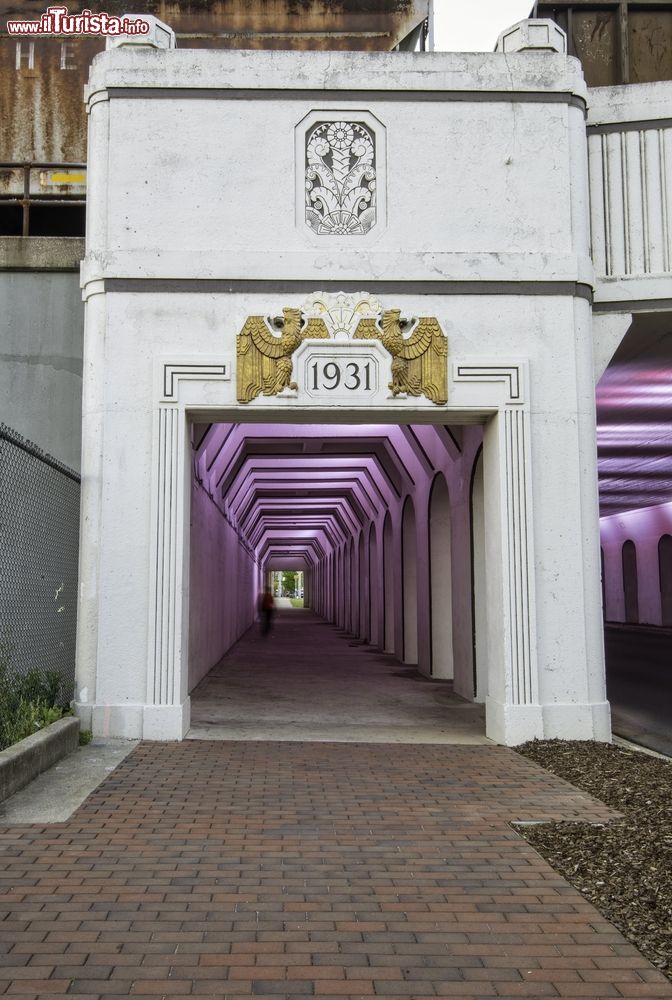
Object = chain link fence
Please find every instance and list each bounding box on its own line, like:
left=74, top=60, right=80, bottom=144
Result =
left=0, top=424, right=80, bottom=704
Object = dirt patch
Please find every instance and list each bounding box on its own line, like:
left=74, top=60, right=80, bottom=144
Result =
left=515, top=739, right=672, bottom=978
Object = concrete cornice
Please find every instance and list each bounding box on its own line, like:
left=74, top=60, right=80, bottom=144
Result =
left=587, top=80, right=672, bottom=128
left=79, top=250, right=595, bottom=292
left=84, top=49, right=589, bottom=109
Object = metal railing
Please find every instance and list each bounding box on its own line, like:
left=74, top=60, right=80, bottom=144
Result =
left=0, top=161, right=86, bottom=236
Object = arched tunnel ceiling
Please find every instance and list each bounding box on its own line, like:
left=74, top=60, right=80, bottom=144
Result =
left=191, top=422, right=463, bottom=566
left=597, top=314, right=672, bottom=517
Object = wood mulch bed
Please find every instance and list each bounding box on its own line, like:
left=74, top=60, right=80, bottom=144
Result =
left=515, top=739, right=672, bottom=978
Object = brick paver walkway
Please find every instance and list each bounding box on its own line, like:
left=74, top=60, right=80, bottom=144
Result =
left=1, top=741, right=670, bottom=1000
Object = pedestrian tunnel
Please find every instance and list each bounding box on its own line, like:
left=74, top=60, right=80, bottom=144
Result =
left=186, top=420, right=488, bottom=741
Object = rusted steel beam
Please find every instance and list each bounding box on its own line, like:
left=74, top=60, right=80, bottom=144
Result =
left=535, top=2, right=672, bottom=86
left=618, top=0, right=629, bottom=82
left=1, top=2, right=429, bottom=165
left=2, top=1, right=430, bottom=49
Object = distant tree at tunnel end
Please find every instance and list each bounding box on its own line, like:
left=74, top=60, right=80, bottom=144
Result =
left=269, top=570, right=304, bottom=598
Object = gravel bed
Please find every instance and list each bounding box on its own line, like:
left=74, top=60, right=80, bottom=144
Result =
left=515, top=739, right=672, bottom=978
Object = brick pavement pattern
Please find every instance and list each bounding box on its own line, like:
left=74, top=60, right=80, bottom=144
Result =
left=0, top=741, right=670, bottom=1000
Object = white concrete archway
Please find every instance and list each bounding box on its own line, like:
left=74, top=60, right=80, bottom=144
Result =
left=75, top=362, right=611, bottom=746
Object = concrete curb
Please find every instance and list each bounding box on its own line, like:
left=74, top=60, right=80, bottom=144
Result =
left=0, top=716, right=80, bottom=804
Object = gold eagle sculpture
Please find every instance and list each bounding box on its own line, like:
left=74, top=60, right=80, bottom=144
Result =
left=237, top=308, right=329, bottom=403
left=354, top=309, right=448, bottom=404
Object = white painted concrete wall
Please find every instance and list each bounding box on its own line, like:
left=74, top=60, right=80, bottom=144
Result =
left=0, top=271, right=83, bottom=470
left=588, top=81, right=672, bottom=307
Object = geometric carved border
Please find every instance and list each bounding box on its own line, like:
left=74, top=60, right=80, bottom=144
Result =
left=453, top=363, right=525, bottom=405
left=502, top=407, right=536, bottom=706
left=162, top=362, right=230, bottom=402
left=151, top=359, right=233, bottom=711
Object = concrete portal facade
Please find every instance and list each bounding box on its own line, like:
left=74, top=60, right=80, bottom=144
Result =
left=77, top=27, right=625, bottom=746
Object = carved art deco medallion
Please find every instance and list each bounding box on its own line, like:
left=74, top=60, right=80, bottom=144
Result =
left=236, top=293, right=448, bottom=405
left=305, top=120, right=377, bottom=235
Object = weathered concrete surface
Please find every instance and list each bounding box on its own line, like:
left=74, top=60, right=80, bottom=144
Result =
left=0, top=715, right=79, bottom=804
left=0, top=736, right=138, bottom=823
left=0, top=268, right=84, bottom=469
left=0, top=237, right=84, bottom=271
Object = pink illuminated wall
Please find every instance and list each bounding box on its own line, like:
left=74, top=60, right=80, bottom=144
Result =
left=188, top=476, right=258, bottom=690
left=600, top=500, right=672, bottom=625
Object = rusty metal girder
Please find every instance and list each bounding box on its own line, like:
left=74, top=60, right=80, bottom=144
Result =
left=534, top=2, right=672, bottom=86
left=1, top=1, right=429, bottom=49
left=0, top=1, right=429, bottom=166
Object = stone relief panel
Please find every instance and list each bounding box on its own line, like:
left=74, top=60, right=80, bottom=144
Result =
left=305, top=120, right=377, bottom=235
left=297, top=112, right=386, bottom=241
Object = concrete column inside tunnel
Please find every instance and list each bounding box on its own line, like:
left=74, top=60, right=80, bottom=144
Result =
left=350, top=535, right=360, bottom=636
left=369, top=524, right=380, bottom=648
left=429, top=475, right=453, bottom=679
left=338, top=546, right=345, bottom=628
left=402, top=498, right=418, bottom=665
left=383, top=512, right=394, bottom=654
left=345, top=538, right=353, bottom=632
left=359, top=531, right=369, bottom=641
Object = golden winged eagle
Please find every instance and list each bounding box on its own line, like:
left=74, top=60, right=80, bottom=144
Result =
left=354, top=309, right=448, bottom=404
left=236, top=308, right=329, bottom=403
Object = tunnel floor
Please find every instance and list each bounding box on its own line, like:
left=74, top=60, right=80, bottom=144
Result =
left=188, top=608, right=488, bottom=743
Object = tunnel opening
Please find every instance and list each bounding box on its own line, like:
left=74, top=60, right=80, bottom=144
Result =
left=185, top=419, right=488, bottom=743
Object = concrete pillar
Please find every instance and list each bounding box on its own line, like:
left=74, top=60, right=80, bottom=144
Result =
left=337, top=546, right=345, bottom=628
left=369, top=524, right=380, bottom=648
left=402, top=498, right=418, bottom=664
left=350, top=535, right=360, bottom=636
left=429, top=474, right=453, bottom=679
left=358, top=531, right=368, bottom=640
left=383, top=513, right=394, bottom=654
